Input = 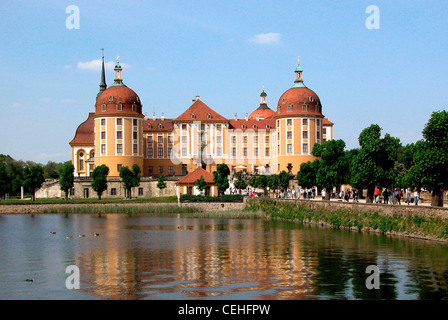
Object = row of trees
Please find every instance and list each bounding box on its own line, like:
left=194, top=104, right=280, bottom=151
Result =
left=296, top=111, right=448, bottom=206
left=0, top=155, right=70, bottom=199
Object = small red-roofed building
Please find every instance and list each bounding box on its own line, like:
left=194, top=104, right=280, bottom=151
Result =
left=176, top=167, right=217, bottom=196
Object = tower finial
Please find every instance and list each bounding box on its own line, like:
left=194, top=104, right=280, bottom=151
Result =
left=297, top=56, right=300, bottom=65
left=117, top=53, right=120, bottom=64
left=293, top=56, right=306, bottom=88
left=98, top=48, right=107, bottom=96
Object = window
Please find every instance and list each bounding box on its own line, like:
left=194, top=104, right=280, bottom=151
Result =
left=302, top=104, right=307, bottom=111
left=254, top=147, right=258, bottom=157
left=133, top=144, right=137, bottom=154
left=132, top=104, right=137, bottom=112
left=265, top=136, right=270, bottom=143
left=102, top=103, right=106, bottom=111
left=316, top=119, right=320, bottom=126
left=317, top=131, right=320, bottom=139
left=201, top=124, right=205, bottom=131
left=147, top=135, right=153, bottom=143
left=182, top=136, right=187, bottom=144
left=182, top=124, right=187, bottom=130
left=287, top=105, right=292, bottom=112
left=101, top=119, right=105, bottom=126
left=287, top=119, right=292, bottom=126
left=89, top=164, right=94, bottom=171
left=287, top=131, right=292, bottom=139
left=101, top=144, right=106, bottom=154
left=323, top=128, right=327, bottom=134
left=79, top=156, right=84, bottom=171
left=254, top=135, right=258, bottom=144
left=231, top=136, right=236, bottom=144
left=303, top=143, right=308, bottom=153
left=133, top=132, right=137, bottom=140
left=158, top=147, right=163, bottom=157
left=117, top=164, right=122, bottom=172
left=168, top=136, right=173, bottom=144
left=217, top=147, right=222, bottom=156
left=138, top=188, right=143, bottom=196
left=168, top=166, right=173, bottom=173
left=101, top=131, right=106, bottom=139
left=182, top=148, right=187, bottom=156
left=148, top=166, right=153, bottom=175
left=168, top=147, right=173, bottom=157
left=217, top=124, right=222, bottom=131
left=147, top=147, right=153, bottom=157
left=117, top=103, right=122, bottom=111
left=232, top=148, right=236, bottom=157
left=117, top=118, right=122, bottom=125
left=303, top=119, right=308, bottom=125
left=243, top=136, right=247, bottom=144
left=265, top=148, right=270, bottom=157
left=117, top=131, right=122, bottom=139
left=216, top=136, right=222, bottom=144
left=157, top=136, right=163, bottom=144
left=243, top=147, right=247, bottom=157
left=109, top=96, right=114, bottom=102
left=287, top=144, right=292, bottom=153
left=117, top=144, right=123, bottom=153
left=303, top=131, right=308, bottom=139
left=70, top=188, right=75, bottom=196
left=111, top=188, right=117, bottom=196
left=158, top=166, right=163, bottom=174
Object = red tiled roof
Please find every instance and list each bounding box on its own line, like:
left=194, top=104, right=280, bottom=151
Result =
left=275, top=87, right=323, bottom=118
left=323, top=117, right=334, bottom=126
left=173, top=99, right=228, bottom=122
left=143, top=118, right=174, bottom=132
left=177, top=167, right=215, bottom=184
left=229, top=118, right=276, bottom=131
left=69, top=113, right=94, bottom=146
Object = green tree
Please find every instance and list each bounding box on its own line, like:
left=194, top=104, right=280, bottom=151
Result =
left=23, top=165, right=45, bottom=201
left=0, top=164, right=10, bottom=200
left=405, top=111, right=448, bottom=206
left=91, top=164, right=109, bottom=200
left=350, top=124, right=400, bottom=203
left=119, top=164, right=141, bottom=199
left=278, top=171, right=291, bottom=197
left=233, top=171, right=247, bottom=191
left=312, top=140, right=349, bottom=200
left=267, top=174, right=279, bottom=197
left=195, top=175, right=207, bottom=195
left=157, top=174, right=167, bottom=196
left=248, top=176, right=259, bottom=189
left=59, top=163, right=74, bottom=200
left=296, top=160, right=319, bottom=189
left=213, top=164, right=230, bottom=196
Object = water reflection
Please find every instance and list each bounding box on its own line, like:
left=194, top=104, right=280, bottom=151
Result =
left=0, top=214, right=447, bottom=300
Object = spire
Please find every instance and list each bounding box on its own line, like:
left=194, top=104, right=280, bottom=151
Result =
left=111, top=53, right=126, bottom=87
left=292, top=56, right=306, bottom=88
left=98, top=49, right=107, bottom=95
left=259, top=85, right=268, bottom=107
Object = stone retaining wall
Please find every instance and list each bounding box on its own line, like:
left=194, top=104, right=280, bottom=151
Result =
left=0, top=201, right=246, bottom=214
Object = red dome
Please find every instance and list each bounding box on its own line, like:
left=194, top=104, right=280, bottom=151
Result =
left=249, top=106, right=275, bottom=119
left=95, top=85, right=143, bottom=117
left=275, top=87, right=322, bottom=118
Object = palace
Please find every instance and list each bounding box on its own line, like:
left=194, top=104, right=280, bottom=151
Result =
left=69, top=56, right=334, bottom=194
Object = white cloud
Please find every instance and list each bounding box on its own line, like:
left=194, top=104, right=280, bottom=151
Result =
left=249, top=32, right=281, bottom=44
left=12, top=102, right=21, bottom=108
left=77, top=59, right=132, bottom=71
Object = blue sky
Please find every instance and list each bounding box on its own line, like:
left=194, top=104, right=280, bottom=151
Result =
left=1, top=0, right=447, bottom=163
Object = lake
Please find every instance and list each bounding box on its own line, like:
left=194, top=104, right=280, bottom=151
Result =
left=0, top=213, right=447, bottom=300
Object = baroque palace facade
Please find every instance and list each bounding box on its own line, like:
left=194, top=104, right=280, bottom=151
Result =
left=69, top=56, right=333, bottom=196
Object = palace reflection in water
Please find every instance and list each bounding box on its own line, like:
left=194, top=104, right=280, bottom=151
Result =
left=0, top=213, right=447, bottom=300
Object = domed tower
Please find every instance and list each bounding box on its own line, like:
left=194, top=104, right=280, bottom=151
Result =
left=249, top=86, right=275, bottom=120
left=93, top=55, right=144, bottom=177
left=274, top=58, right=325, bottom=173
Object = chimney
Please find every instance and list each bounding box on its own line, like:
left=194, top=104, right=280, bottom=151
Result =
left=144, top=113, right=147, bottom=120
left=161, top=112, right=165, bottom=121
left=196, top=95, right=200, bottom=101
left=256, top=114, right=259, bottom=121
left=234, top=113, right=238, bottom=121
left=153, top=112, right=156, bottom=121
left=245, top=113, right=248, bottom=121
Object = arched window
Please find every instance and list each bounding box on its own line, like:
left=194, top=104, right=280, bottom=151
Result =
left=79, top=152, right=84, bottom=171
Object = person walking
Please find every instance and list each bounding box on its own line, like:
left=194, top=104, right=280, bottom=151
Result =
left=374, top=186, right=380, bottom=203
left=406, top=188, right=411, bottom=205
left=414, top=188, right=419, bottom=205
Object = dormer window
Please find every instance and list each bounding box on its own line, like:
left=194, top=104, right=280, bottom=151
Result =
left=266, top=124, right=270, bottom=129
left=287, top=105, right=292, bottom=112
left=109, top=96, right=114, bottom=102
left=207, top=113, right=212, bottom=119
left=191, top=113, right=196, bottom=119
left=241, top=124, right=246, bottom=129
left=302, top=104, right=307, bottom=112
left=252, top=124, right=257, bottom=129
left=117, top=103, right=122, bottom=111
left=158, top=124, right=163, bottom=129
left=309, top=96, right=314, bottom=102
left=101, top=103, right=106, bottom=111
left=132, top=103, right=137, bottom=111
left=282, top=98, right=286, bottom=104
